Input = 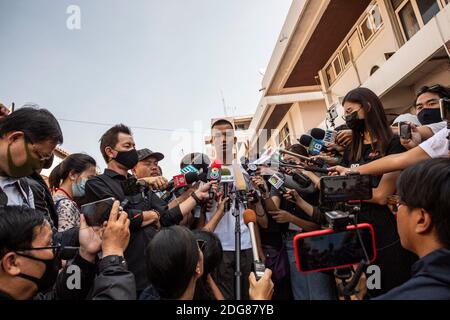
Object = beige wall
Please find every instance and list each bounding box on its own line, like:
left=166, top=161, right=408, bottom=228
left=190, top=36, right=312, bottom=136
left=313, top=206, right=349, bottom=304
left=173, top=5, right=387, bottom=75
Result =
left=262, top=99, right=327, bottom=150
left=325, top=0, right=400, bottom=102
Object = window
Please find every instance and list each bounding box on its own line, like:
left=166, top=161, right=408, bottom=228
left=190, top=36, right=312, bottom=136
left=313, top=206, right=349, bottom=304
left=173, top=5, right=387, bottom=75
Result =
left=333, top=56, right=342, bottom=76
left=398, top=2, right=420, bottom=40
left=393, top=0, right=446, bottom=42
left=322, top=1, right=384, bottom=86
left=371, top=4, right=383, bottom=29
left=279, top=123, right=291, bottom=149
left=360, top=15, right=374, bottom=42
left=348, top=30, right=362, bottom=58
left=417, top=0, right=440, bottom=24
left=341, top=45, right=351, bottom=66
left=325, top=64, right=336, bottom=85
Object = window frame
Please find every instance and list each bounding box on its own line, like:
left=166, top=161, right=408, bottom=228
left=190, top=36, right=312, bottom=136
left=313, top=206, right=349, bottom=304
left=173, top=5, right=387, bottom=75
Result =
left=394, top=0, right=446, bottom=42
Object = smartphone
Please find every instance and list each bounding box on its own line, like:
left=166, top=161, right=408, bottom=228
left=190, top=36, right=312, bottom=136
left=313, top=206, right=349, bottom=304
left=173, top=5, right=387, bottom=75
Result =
left=440, top=98, right=450, bottom=121
left=398, top=121, right=412, bottom=140
left=320, top=174, right=373, bottom=203
left=293, top=223, right=376, bottom=273
left=81, top=197, right=115, bottom=226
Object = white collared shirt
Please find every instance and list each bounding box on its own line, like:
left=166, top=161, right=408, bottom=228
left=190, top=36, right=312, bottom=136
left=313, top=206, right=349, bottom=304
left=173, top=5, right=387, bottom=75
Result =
left=0, top=175, right=35, bottom=207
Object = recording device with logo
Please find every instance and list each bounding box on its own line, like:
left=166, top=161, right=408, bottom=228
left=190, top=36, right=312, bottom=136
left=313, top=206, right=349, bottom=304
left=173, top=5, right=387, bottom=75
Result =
left=299, top=134, right=324, bottom=156
left=398, top=121, right=412, bottom=140
left=207, top=160, right=222, bottom=199
left=267, top=173, right=287, bottom=194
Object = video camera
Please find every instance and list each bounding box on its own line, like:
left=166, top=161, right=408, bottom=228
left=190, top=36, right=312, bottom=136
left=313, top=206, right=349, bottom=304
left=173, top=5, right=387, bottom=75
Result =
left=293, top=173, right=376, bottom=298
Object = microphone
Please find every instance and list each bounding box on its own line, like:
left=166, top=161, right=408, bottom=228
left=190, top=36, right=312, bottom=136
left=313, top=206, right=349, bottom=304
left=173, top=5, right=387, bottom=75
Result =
left=298, top=134, right=324, bottom=156
left=244, top=209, right=265, bottom=280
left=160, top=172, right=200, bottom=202
left=233, top=163, right=247, bottom=193
left=311, top=128, right=336, bottom=147
left=221, top=167, right=233, bottom=211
left=267, top=173, right=288, bottom=194
left=180, top=152, right=211, bottom=174
left=207, top=160, right=222, bottom=199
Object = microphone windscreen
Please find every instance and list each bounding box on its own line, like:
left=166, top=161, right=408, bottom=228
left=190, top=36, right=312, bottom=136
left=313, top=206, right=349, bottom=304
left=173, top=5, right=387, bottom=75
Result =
left=198, top=172, right=208, bottom=182
left=180, top=152, right=211, bottom=173
left=298, top=134, right=312, bottom=147
left=243, top=209, right=257, bottom=225
left=311, top=128, right=326, bottom=140
left=222, top=168, right=232, bottom=176
left=233, top=163, right=247, bottom=192
left=184, top=172, right=199, bottom=184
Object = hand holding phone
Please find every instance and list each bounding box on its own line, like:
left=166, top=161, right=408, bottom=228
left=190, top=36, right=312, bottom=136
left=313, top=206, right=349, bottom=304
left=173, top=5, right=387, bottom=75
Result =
left=399, top=121, right=412, bottom=140
left=81, top=197, right=115, bottom=226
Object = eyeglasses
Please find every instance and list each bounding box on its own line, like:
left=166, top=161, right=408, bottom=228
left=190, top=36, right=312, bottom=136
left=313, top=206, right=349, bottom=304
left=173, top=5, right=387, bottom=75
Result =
left=17, top=243, right=62, bottom=256
left=341, top=107, right=362, bottom=121
left=196, top=239, right=207, bottom=252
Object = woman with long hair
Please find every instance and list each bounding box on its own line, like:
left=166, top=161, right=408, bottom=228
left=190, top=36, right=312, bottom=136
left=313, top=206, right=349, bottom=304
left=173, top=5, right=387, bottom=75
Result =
left=49, top=153, right=96, bottom=232
left=337, top=87, right=416, bottom=298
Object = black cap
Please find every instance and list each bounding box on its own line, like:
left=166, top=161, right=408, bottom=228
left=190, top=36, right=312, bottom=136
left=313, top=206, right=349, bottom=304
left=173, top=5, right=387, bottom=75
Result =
left=137, top=148, right=164, bottom=162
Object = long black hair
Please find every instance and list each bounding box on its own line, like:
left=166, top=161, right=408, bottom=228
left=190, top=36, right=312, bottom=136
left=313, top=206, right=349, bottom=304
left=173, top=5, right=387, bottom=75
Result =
left=48, top=153, right=96, bottom=189
left=193, top=230, right=223, bottom=300
left=343, top=87, right=393, bottom=162
left=146, top=226, right=200, bottom=299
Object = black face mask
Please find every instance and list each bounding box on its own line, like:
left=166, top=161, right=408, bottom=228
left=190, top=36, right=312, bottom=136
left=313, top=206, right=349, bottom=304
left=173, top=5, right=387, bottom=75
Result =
left=345, top=111, right=365, bottom=132
left=417, top=108, right=442, bottom=125
left=114, top=149, right=139, bottom=169
left=15, top=253, right=61, bottom=293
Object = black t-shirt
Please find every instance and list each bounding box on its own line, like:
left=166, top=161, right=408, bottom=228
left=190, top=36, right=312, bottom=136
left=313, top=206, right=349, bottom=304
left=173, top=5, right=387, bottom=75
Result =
left=342, top=135, right=406, bottom=249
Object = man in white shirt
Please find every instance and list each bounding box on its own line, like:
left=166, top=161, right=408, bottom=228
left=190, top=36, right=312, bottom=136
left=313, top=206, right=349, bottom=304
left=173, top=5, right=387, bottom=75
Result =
left=205, top=118, right=255, bottom=300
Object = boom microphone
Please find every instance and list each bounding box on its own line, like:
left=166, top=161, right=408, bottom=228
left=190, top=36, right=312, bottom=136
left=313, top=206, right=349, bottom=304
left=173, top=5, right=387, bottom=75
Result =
left=243, top=209, right=265, bottom=280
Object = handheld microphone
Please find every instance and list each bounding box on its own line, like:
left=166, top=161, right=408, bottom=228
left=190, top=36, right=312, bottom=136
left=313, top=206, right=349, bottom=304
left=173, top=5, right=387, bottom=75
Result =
left=244, top=209, right=265, bottom=280
left=267, top=173, right=288, bottom=194
left=207, top=160, right=222, bottom=199
left=221, top=167, right=233, bottom=211
left=160, top=172, right=200, bottom=202
left=311, top=128, right=336, bottom=147
left=233, top=163, right=247, bottom=193
left=299, top=134, right=324, bottom=156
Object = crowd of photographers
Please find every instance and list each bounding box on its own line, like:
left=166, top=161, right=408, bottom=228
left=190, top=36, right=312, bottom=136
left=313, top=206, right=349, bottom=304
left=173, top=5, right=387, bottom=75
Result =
left=0, top=83, right=449, bottom=301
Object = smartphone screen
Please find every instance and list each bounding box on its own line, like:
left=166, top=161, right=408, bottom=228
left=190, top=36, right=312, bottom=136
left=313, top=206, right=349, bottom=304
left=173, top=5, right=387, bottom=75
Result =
left=294, top=224, right=376, bottom=273
left=399, top=122, right=412, bottom=140
left=81, top=197, right=115, bottom=226
left=320, top=175, right=373, bottom=203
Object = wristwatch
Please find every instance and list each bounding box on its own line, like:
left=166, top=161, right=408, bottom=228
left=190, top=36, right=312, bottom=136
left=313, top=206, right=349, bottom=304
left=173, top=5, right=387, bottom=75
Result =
left=191, top=192, right=202, bottom=205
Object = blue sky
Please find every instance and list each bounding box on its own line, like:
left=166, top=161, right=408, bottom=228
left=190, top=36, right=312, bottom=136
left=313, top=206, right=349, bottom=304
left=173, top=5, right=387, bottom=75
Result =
left=0, top=0, right=291, bottom=177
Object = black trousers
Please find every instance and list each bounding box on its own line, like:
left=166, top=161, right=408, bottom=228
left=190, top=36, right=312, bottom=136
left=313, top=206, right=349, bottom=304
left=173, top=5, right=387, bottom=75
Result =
left=213, top=249, right=253, bottom=300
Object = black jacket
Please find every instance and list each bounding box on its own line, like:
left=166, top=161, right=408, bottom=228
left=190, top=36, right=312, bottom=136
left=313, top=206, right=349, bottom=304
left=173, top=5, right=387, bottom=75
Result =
left=0, top=254, right=135, bottom=300
left=84, top=169, right=183, bottom=292
left=374, top=248, right=450, bottom=300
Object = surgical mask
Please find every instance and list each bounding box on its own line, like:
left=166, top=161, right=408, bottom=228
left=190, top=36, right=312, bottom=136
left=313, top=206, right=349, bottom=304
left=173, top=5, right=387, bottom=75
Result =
left=7, top=140, right=42, bottom=178
left=72, top=177, right=87, bottom=198
left=345, top=111, right=365, bottom=132
left=15, top=252, right=61, bottom=293
left=114, top=149, right=139, bottom=169
left=417, top=108, right=442, bottom=125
